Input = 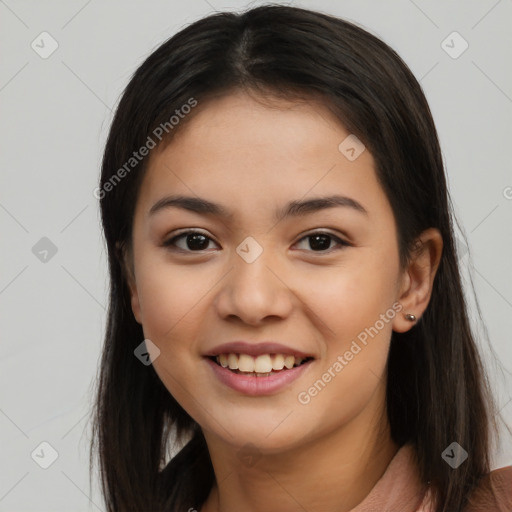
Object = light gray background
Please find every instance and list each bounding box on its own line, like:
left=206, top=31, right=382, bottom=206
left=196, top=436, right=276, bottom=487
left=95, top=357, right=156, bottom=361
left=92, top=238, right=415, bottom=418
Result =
left=1, top=0, right=511, bottom=510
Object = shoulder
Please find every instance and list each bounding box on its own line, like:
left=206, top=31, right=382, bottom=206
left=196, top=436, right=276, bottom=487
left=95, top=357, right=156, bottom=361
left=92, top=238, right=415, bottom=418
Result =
left=463, top=465, right=512, bottom=511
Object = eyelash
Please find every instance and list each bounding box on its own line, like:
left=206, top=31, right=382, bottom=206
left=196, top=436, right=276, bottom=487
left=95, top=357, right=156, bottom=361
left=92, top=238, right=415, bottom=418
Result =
left=163, top=229, right=350, bottom=254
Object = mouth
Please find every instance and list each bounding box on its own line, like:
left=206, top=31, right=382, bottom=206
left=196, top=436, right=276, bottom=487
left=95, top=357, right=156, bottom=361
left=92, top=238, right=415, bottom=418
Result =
left=208, top=353, right=314, bottom=377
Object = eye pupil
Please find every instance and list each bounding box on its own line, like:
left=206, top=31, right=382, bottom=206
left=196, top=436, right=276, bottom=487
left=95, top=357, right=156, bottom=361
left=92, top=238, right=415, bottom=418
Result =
left=309, top=234, right=331, bottom=251
left=187, top=233, right=209, bottom=250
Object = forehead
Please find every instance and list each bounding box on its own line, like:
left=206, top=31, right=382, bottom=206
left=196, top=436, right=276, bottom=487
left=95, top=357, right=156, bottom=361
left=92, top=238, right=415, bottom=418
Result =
left=163, top=90, right=349, bottom=159
left=135, top=91, right=391, bottom=225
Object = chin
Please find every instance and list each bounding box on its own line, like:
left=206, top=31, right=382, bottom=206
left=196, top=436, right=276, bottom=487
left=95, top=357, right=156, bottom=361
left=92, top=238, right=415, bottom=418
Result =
left=203, top=412, right=313, bottom=454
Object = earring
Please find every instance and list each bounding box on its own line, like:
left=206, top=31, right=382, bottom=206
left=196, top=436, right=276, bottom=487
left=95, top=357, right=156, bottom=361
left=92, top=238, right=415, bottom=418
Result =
left=404, top=313, right=416, bottom=322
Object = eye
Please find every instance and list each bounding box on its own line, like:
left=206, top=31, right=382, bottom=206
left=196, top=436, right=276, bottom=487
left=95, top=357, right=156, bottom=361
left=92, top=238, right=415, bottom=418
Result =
left=294, top=231, right=350, bottom=253
left=163, top=229, right=350, bottom=254
left=163, top=230, right=219, bottom=252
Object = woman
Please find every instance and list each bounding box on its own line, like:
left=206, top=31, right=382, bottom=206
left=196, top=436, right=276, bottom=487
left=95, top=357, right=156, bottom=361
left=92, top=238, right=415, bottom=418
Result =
left=90, top=4, right=512, bottom=511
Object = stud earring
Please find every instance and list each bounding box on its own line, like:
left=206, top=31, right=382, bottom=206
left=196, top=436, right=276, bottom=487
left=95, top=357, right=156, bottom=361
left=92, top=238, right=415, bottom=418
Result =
left=404, top=313, right=416, bottom=322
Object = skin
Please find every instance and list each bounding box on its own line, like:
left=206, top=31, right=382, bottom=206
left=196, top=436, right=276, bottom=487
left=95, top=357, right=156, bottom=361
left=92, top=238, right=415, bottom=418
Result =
left=123, top=90, right=443, bottom=512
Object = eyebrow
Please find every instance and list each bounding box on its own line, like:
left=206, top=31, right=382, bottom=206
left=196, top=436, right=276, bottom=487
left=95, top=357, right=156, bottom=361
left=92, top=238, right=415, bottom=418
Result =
left=149, top=194, right=368, bottom=221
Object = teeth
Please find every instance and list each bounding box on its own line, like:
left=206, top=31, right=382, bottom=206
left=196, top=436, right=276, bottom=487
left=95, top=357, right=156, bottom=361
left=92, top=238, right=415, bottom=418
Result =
left=271, top=354, right=285, bottom=370
left=215, top=353, right=309, bottom=373
left=238, top=354, right=254, bottom=372
left=228, top=353, right=238, bottom=370
left=254, top=354, right=273, bottom=373
left=284, top=355, right=295, bottom=369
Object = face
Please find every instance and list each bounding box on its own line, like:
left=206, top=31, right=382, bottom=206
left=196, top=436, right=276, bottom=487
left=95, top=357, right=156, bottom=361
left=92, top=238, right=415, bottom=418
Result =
left=125, top=90, right=409, bottom=455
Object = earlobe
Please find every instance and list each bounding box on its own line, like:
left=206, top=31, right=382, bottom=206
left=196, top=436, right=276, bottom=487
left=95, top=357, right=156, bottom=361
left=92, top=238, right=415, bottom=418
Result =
left=393, top=270, right=415, bottom=334
left=392, top=228, right=443, bottom=333
left=126, top=272, right=142, bottom=325
left=129, top=286, right=142, bottom=325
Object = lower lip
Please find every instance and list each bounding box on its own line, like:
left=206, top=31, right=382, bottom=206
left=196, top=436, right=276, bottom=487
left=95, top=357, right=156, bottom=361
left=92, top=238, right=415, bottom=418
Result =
left=205, top=357, right=313, bottom=396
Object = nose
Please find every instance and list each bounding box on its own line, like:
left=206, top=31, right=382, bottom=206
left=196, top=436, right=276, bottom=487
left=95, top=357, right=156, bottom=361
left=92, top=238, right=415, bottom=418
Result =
left=214, top=245, right=294, bottom=326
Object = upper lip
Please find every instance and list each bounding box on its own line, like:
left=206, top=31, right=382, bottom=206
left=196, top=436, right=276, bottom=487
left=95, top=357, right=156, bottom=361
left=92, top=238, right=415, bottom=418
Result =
left=204, top=341, right=314, bottom=358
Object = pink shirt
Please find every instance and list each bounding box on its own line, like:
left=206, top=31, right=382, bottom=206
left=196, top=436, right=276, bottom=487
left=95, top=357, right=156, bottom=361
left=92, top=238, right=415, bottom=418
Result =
left=349, top=443, right=512, bottom=511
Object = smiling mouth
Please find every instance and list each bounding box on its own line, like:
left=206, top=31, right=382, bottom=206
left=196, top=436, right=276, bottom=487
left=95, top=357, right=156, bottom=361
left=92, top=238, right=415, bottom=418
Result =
left=209, top=353, right=314, bottom=377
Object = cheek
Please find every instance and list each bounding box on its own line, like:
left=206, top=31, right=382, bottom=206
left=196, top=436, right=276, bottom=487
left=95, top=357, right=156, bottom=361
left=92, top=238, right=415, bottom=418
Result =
left=296, top=252, right=397, bottom=403
left=301, top=257, right=398, bottom=343
left=135, top=259, right=214, bottom=340
left=134, top=258, right=221, bottom=400
left=295, top=281, right=394, bottom=435
left=135, top=261, right=211, bottom=417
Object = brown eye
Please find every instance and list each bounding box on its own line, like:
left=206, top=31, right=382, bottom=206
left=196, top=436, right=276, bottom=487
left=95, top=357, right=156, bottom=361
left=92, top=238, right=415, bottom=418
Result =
left=164, top=230, right=218, bottom=252
left=294, top=232, right=349, bottom=253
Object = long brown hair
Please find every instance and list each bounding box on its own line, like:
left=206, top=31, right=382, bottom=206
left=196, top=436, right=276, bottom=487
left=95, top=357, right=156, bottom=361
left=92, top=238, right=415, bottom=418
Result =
left=89, top=5, right=508, bottom=511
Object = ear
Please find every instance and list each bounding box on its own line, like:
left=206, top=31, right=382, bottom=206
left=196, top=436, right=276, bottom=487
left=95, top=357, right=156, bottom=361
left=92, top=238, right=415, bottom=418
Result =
left=392, top=227, right=443, bottom=333
left=116, top=241, right=142, bottom=325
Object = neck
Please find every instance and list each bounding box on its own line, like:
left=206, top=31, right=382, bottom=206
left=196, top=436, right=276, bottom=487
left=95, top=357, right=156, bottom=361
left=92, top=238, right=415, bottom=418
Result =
left=200, top=399, right=399, bottom=512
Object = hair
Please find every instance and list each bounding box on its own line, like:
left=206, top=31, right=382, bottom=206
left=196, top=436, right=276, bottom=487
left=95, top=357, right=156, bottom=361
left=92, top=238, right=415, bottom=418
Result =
left=89, top=4, right=508, bottom=511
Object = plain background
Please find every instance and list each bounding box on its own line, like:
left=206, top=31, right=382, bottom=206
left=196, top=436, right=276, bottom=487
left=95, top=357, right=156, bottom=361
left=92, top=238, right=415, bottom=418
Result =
left=1, top=0, right=511, bottom=510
